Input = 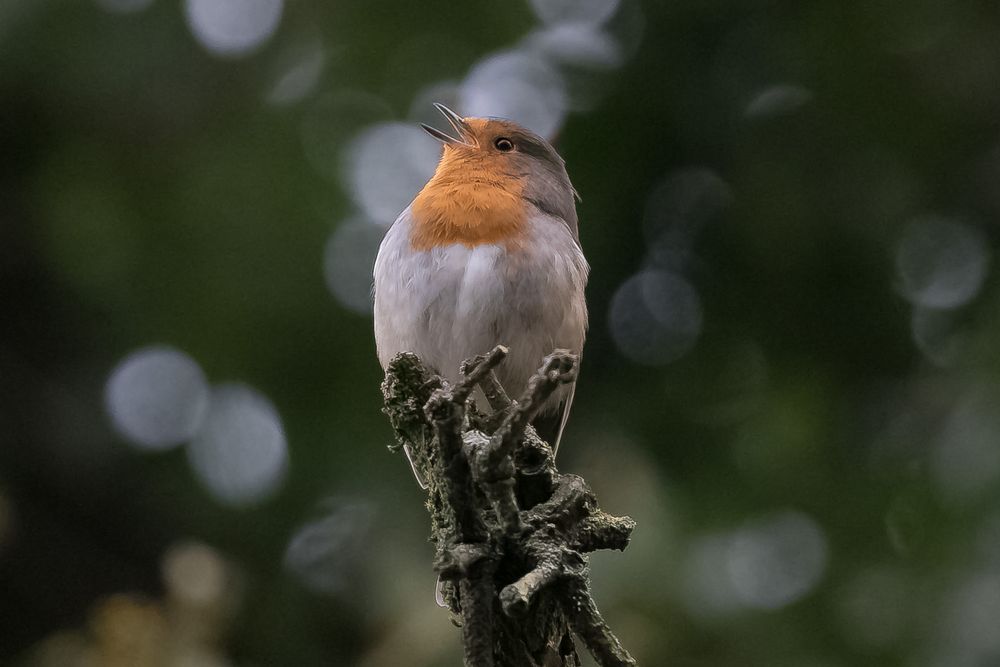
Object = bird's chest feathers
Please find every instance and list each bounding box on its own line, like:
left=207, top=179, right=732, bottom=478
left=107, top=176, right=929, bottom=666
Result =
left=409, top=162, right=527, bottom=251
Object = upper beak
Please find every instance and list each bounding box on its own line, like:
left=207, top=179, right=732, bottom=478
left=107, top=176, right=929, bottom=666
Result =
left=421, top=103, right=475, bottom=147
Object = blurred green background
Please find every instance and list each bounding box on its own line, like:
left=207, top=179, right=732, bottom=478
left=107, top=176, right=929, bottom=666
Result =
left=2, top=0, right=1000, bottom=665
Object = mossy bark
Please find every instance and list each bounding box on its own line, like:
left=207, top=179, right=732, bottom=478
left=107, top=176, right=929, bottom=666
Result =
left=382, top=347, right=637, bottom=667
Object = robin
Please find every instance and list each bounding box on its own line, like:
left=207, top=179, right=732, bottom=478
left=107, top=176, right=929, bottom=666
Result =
left=373, top=104, right=589, bottom=483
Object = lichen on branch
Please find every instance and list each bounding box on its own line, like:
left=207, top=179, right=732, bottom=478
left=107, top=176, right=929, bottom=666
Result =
left=382, top=347, right=638, bottom=667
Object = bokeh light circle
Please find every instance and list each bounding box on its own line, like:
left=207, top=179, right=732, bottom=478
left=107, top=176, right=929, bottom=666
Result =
left=184, top=0, right=283, bottom=58
left=323, top=218, right=385, bottom=315
left=524, top=24, right=624, bottom=70
left=105, top=346, right=210, bottom=451
left=266, top=40, right=325, bottom=107
left=162, top=541, right=227, bottom=607
left=941, top=571, right=1000, bottom=656
left=727, top=511, right=828, bottom=610
left=835, top=566, right=909, bottom=650
left=342, top=122, right=440, bottom=226
left=459, top=50, right=567, bottom=140
left=678, top=533, right=743, bottom=618
left=284, top=499, right=376, bottom=595
left=609, top=269, right=703, bottom=365
left=895, top=216, right=990, bottom=309
left=644, top=167, right=731, bottom=272
left=188, top=384, right=288, bottom=507
left=643, top=167, right=732, bottom=242
left=911, top=306, right=964, bottom=367
left=932, top=388, right=1000, bottom=507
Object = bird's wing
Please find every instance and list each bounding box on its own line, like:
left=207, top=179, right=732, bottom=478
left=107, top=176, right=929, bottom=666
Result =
left=373, top=206, right=417, bottom=369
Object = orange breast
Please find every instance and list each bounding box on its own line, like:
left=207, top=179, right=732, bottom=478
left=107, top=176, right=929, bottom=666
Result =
left=410, top=152, right=527, bottom=251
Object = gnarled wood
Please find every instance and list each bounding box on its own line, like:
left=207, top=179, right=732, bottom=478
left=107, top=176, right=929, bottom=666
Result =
left=382, top=348, right=637, bottom=667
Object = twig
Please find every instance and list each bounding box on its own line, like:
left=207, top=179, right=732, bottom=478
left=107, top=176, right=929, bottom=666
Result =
left=500, top=542, right=563, bottom=617
left=455, top=345, right=509, bottom=404
left=491, top=351, right=577, bottom=463
left=477, top=369, right=511, bottom=411
left=565, top=574, right=637, bottom=667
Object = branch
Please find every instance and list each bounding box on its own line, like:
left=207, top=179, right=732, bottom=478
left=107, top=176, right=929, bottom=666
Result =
left=437, top=543, right=495, bottom=667
left=424, top=388, right=485, bottom=544
left=382, top=348, right=636, bottom=667
left=465, top=430, right=521, bottom=538
left=571, top=513, right=638, bottom=553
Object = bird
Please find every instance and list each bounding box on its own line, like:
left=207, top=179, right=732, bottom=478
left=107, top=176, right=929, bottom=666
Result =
left=373, top=103, right=588, bottom=481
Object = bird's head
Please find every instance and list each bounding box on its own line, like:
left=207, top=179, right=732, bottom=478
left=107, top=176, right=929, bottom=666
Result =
left=419, top=104, right=579, bottom=229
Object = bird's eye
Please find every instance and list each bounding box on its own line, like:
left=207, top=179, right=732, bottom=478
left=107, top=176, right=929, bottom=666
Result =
left=494, top=137, right=514, bottom=152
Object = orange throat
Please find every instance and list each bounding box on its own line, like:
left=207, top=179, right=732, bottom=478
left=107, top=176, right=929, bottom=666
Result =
left=410, top=154, right=527, bottom=251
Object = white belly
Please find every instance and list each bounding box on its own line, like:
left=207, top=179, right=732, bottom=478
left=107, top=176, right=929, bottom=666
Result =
left=373, top=207, right=588, bottom=407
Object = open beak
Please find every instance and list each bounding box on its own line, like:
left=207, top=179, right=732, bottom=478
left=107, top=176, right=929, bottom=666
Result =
left=421, top=103, right=475, bottom=147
